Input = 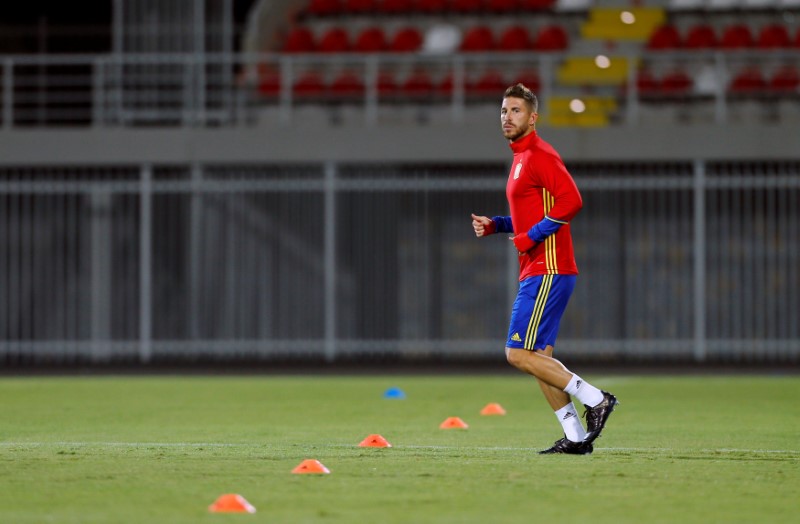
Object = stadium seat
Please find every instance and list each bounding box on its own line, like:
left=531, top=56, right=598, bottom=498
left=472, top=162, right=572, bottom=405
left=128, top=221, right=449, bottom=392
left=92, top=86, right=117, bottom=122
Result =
left=436, top=72, right=454, bottom=98
left=460, top=26, right=495, bottom=52
left=416, top=0, right=449, bottom=13
left=306, top=0, right=342, bottom=17
left=636, top=69, right=660, bottom=98
left=293, top=71, right=326, bottom=99
left=511, top=70, right=540, bottom=93
left=377, top=71, right=399, bottom=99
left=485, top=0, right=519, bottom=12
left=353, top=27, right=387, bottom=52
left=729, top=67, right=767, bottom=95
left=468, top=70, right=506, bottom=98
left=684, top=24, right=717, bottom=49
left=257, top=66, right=281, bottom=98
left=520, top=0, right=556, bottom=9
left=379, top=0, right=416, bottom=13
left=389, top=27, right=423, bottom=52
left=720, top=24, right=755, bottom=49
left=498, top=26, right=531, bottom=51
left=399, top=70, right=435, bottom=99
left=329, top=71, right=365, bottom=100
left=344, top=0, right=376, bottom=13
left=768, top=65, right=800, bottom=94
left=452, top=0, right=483, bottom=12
left=660, top=70, right=693, bottom=96
left=646, top=25, right=682, bottom=50
left=757, top=24, right=791, bottom=48
left=283, top=27, right=315, bottom=53
left=388, top=27, right=422, bottom=53
left=318, top=27, right=350, bottom=53
left=533, top=25, right=569, bottom=51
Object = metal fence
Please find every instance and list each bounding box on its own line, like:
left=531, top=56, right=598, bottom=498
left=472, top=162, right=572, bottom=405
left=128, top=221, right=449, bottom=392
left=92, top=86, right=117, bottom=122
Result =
left=1, top=160, right=798, bottom=364
left=1, top=51, right=799, bottom=128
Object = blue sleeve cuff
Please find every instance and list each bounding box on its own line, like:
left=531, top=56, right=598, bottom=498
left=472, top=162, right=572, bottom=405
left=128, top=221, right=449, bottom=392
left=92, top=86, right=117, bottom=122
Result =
left=491, top=216, right=513, bottom=234
left=527, top=216, right=566, bottom=243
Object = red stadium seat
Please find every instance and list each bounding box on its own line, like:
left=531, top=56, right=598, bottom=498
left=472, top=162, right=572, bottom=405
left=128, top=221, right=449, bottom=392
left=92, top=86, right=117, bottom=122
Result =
left=329, top=71, right=365, bottom=99
left=485, top=0, right=519, bottom=12
left=729, top=67, right=767, bottom=95
left=460, top=26, right=495, bottom=52
left=511, top=70, right=540, bottom=93
left=399, top=70, right=435, bottom=99
left=660, top=70, right=693, bottom=96
left=379, top=0, right=415, bottom=13
left=306, top=0, right=342, bottom=17
left=283, top=27, right=315, bottom=53
left=377, top=71, right=399, bottom=98
left=519, top=0, right=556, bottom=10
left=757, top=24, right=791, bottom=49
left=353, top=27, right=387, bottom=52
left=257, top=66, right=281, bottom=98
left=451, top=0, right=483, bottom=12
left=344, top=0, right=376, bottom=13
left=436, top=72, right=454, bottom=98
left=533, top=25, right=569, bottom=51
left=720, top=24, right=754, bottom=49
left=389, top=27, right=423, bottom=52
left=768, top=65, right=800, bottom=94
left=498, top=26, right=531, bottom=51
left=468, top=70, right=506, bottom=98
left=318, top=27, right=350, bottom=53
left=684, top=25, right=717, bottom=49
left=293, top=71, right=326, bottom=99
left=636, top=70, right=660, bottom=98
left=795, top=28, right=800, bottom=48
left=646, top=25, right=682, bottom=50
left=416, top=0, right=449, bottom=13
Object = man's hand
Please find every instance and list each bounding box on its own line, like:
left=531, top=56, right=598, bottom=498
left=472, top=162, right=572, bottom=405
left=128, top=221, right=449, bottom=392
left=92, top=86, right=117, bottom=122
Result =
left=510, top=232, right=536, bottom=255
left=471, top=214, right=495, bottom=237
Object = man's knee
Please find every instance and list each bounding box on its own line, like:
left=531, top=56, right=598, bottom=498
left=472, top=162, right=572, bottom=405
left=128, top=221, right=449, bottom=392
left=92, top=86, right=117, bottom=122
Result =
left=506, top=347, right=527, bottom=369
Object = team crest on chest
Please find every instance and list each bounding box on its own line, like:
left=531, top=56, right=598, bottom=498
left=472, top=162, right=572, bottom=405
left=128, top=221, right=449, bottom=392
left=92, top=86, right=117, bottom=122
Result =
left=514, top=162, right=522, bottom=179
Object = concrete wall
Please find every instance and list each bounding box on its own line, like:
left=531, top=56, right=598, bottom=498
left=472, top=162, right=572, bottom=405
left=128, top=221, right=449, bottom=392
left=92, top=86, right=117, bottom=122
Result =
left=1, top=121, right=798, bottom=166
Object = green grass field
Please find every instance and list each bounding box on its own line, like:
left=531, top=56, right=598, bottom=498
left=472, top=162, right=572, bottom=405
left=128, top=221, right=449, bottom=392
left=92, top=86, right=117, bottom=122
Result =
left=0, top=374, right=797, bottom=523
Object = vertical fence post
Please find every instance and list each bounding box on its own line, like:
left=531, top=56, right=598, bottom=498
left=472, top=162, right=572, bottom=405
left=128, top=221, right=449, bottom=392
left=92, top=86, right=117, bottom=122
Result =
left=3, top=58, right=13, bottom=129
left=625, top=54, right=638, bottom=126
left=693, top=159, right=707, bottom=362
left=713, top=52, right=726, bottom=124
left=187, top=163, right=203, bottom=340
left=451, top=56, right=465, bottom=123
left=324, top=162, right=337, bottom=362
left=140, top=164, right=153, bottom=363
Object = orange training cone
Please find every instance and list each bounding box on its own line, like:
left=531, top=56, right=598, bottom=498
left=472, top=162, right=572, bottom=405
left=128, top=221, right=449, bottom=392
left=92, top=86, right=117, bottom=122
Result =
left=358, top=434, right=392, bottom=448
left=439, top=416, right=469, bottom=429
left=291, top=459, right=331, bottom=474
left=208, top=493, right=256, bottom=513
left=480, top=403, right=507, bottom=415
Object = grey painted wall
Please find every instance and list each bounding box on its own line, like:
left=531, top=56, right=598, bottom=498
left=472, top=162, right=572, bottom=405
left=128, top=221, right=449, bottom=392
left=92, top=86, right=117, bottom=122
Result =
left=0, top=122, right=798, bottom=165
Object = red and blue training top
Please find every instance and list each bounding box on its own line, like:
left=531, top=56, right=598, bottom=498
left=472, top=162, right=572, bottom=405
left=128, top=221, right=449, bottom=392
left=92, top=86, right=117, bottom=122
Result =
left=493, top=130, right=583, bottom=281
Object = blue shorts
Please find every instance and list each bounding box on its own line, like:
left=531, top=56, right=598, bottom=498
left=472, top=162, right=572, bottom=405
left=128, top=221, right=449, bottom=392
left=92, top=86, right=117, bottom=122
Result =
left=506, top=274, right=576, bottom=351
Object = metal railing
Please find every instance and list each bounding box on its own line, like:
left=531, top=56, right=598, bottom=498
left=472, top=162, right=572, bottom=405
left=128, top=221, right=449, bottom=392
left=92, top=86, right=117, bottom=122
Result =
left=1, top=161, right=798, bottom=364
left=1, top=51, right=798, bottom=128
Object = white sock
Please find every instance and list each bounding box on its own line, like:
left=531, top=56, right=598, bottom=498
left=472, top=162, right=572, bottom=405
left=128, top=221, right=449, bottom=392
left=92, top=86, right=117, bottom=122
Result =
left=555, top=402, right=586, bottom=443
left=564, top=374, right=604, bottom=407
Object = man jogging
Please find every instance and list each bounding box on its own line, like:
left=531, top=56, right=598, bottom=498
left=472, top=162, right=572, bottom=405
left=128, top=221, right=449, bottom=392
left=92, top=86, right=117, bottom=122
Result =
left=471, top=83, right=618, bottom=455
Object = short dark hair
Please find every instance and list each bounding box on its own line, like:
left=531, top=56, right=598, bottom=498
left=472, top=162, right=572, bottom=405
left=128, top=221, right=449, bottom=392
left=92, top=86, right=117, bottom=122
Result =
left=503, top=83, right=538, bottom=113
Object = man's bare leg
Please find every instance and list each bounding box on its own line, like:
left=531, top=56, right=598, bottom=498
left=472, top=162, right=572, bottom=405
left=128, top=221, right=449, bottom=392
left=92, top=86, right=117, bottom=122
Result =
left=534, top=345, right=571, bottom=411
